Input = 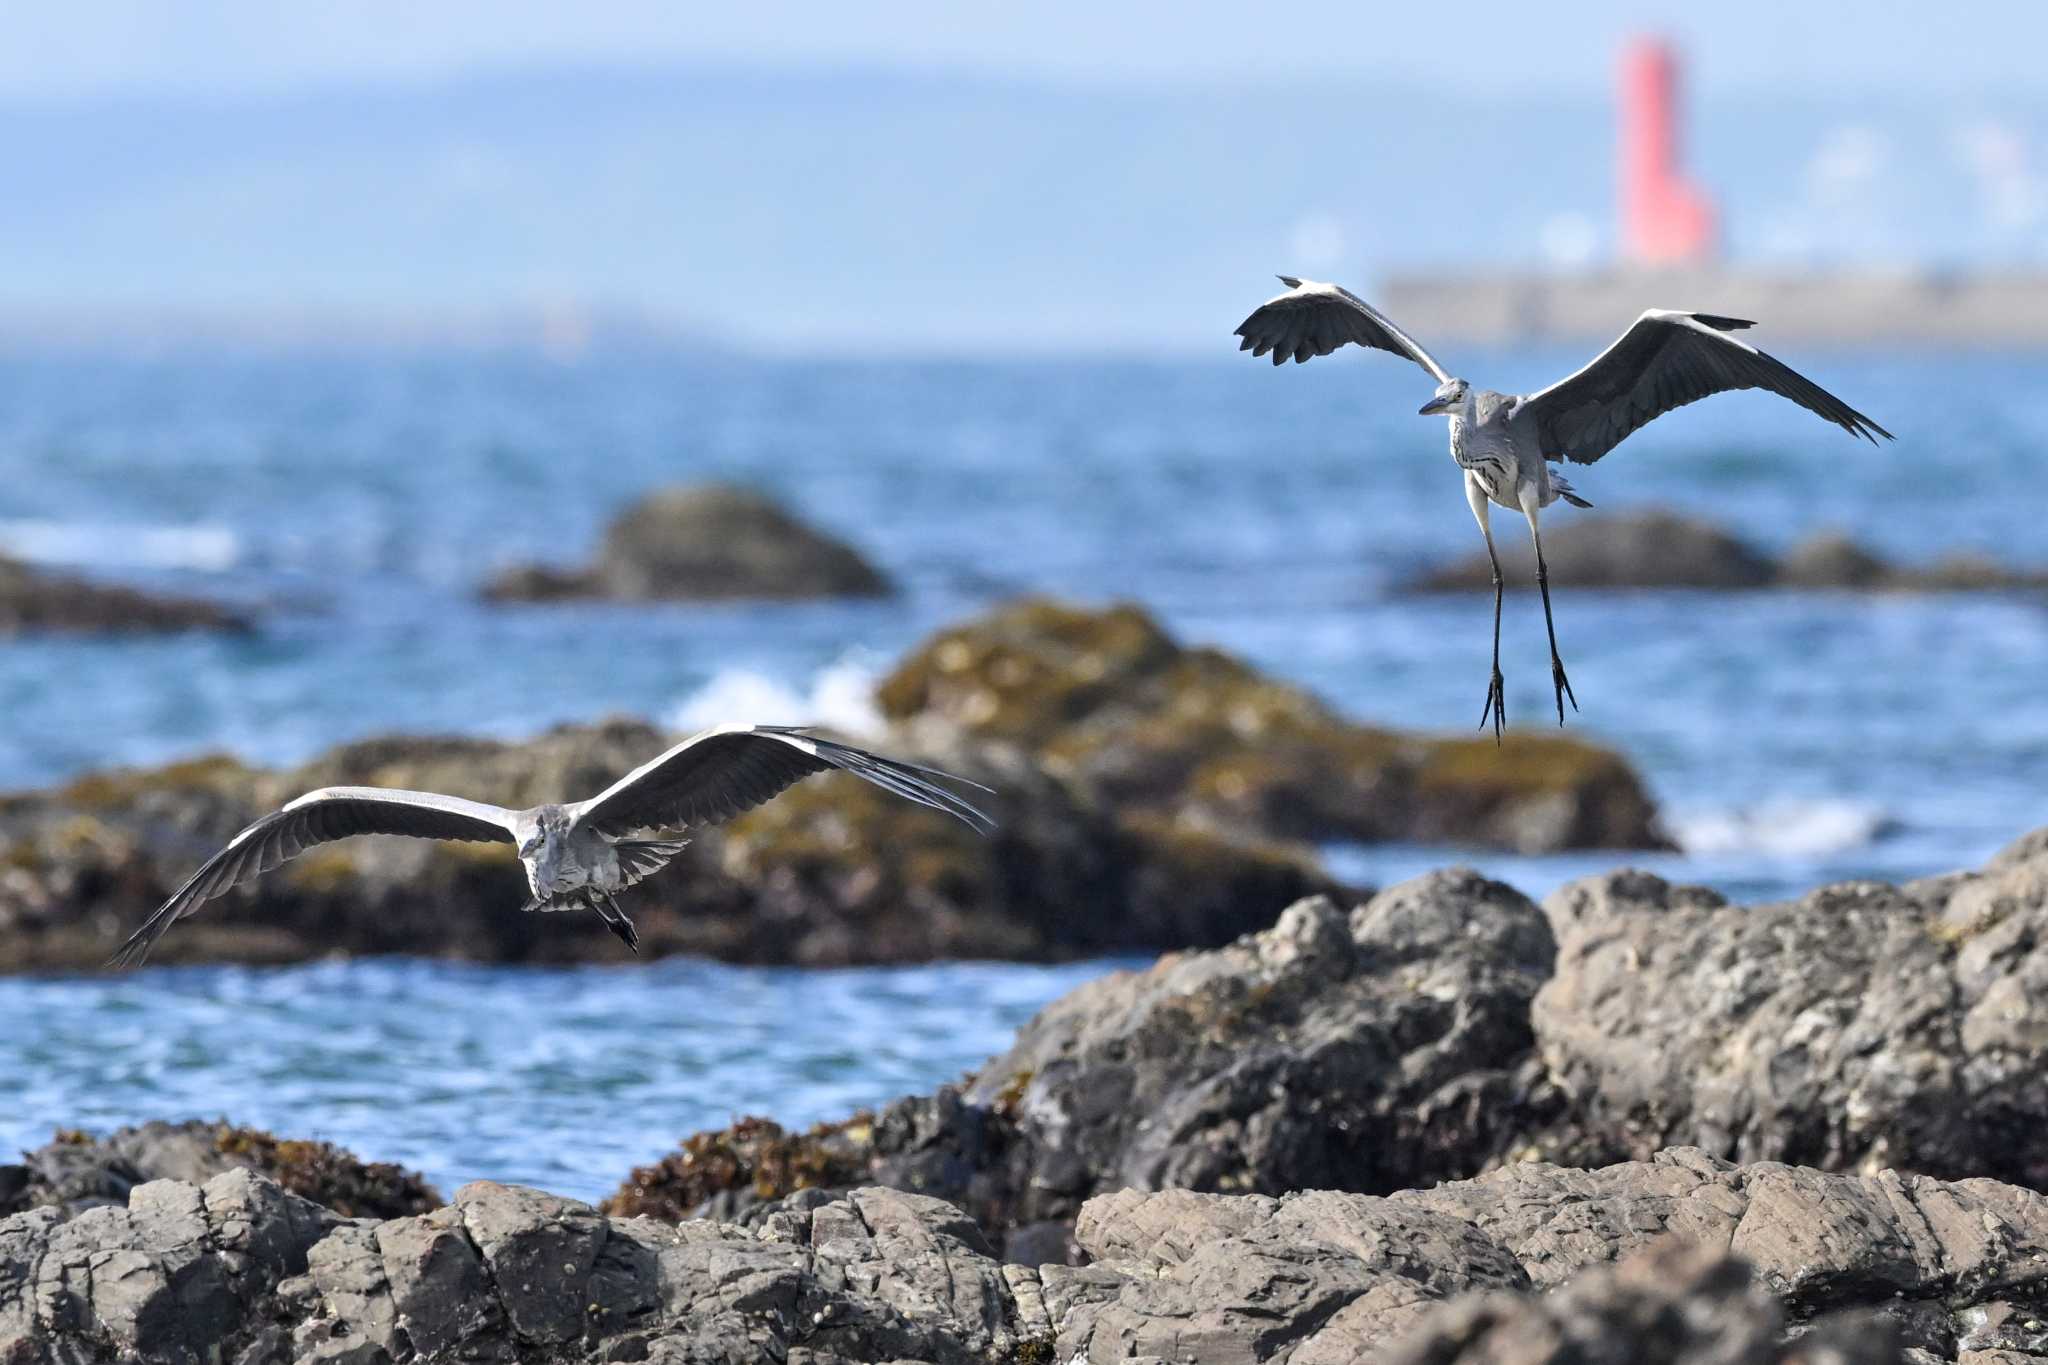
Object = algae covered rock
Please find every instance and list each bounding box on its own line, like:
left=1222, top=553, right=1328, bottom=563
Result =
left=0, top=554, right=250, bottom=635
left=0, top=1119, right=439, bottom=1220
left=0, top=715, right=1352, bottom=971
left=878, top=596, right=1666, bottom=852
left=483, top=482, right=892, bottom=602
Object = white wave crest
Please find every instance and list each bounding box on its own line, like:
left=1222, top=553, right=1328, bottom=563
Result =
left=0, top=519, right=241, bottom=573
left=665, top=655, right=885, bottom=737
left=1669, top=798, right=1896, bottom=859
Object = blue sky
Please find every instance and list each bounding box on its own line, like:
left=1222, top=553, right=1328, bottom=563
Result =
left=0, top=1, right=2030, bottom=99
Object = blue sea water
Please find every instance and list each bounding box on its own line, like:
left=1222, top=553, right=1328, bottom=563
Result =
left=0, top=344, right=2043, bottom=1190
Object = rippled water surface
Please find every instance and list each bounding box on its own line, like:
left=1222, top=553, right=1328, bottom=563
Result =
left=0, top=956, right=1122, bottom=1200
left=0, top=346, right=2043, bottom=1176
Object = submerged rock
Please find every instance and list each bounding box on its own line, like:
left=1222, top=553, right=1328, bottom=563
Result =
left=0, top=1119, right=440, bottom=1220
left=0, top=716, right=1352, bottom=971
left=7, top=1150, right=2040, bottom=1362
left=483, top=482, right=893, bottom=602
left=0, top=554, right=250, bottom=634
left=878, top=597, right=1667, bottom=852
left=1406, top=507, right=2048, bottom=594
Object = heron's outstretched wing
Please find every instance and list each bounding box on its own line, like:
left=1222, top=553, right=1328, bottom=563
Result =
left=1234, top=276, right=1451, bottom=381
left=110, top=787, right=519, bottom=967
left=1517, top=310, right=1893, bottom=465
left=572, top=724, right=995, bottom=839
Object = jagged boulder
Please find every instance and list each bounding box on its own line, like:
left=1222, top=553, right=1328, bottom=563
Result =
left=1529, top=822, right=2048, bottom=1190
left=483, top=483, right=893, bottom=602
left=877, top=597, right=1666, bottom=851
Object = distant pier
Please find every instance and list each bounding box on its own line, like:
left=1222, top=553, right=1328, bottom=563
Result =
left=1379, top=269, right=2048, bottom=347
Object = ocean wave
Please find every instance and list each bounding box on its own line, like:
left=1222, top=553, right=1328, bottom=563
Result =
left=1667, top=799, right=1898, bottom=859
left=665, top=655, right=885, bottom=736
left=0, top=518, right=241, bottom=573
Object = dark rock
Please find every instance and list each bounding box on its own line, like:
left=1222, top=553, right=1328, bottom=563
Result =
left=15, top=1151, right=2036, bottom=1363
left=1406, top=509, right=1775, bottom=591
left=612, top=875, right=1561, bottom=1256
left=0, top=554, right=250, bottom=635
left=0, top=1120, right=441, bottom=1220
left=483, top=483, right=892, bottom=602
left=1776, top=530, right=1893, bottom=588
left=1530, top=834, right=2048, bottom=1190
left=1405, top=508, right=2048, bottom=596
left=877, top=596, right=1667, bottom=852
left=0, top=717, right=1353, bottom=970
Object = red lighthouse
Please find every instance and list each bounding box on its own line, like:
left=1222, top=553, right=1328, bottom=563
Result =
left=1619, top=37, right=1716, bottom=267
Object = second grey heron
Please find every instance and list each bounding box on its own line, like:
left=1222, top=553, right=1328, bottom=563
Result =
left=110, top=723, right=994, bottom=965
left=1235, top=278, right=1893, bottom=737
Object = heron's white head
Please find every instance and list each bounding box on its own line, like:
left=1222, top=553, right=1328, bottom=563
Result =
left=1418, top=378, right=1469, bottom=417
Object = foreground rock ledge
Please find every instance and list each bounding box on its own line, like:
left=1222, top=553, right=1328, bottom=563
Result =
left=614, top=825, right=2048, bottom=1258
left=7, top=1150, right=2041, bottom=1363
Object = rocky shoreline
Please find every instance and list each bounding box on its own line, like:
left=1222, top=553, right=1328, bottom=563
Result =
left=8, top=827, right=2047, bottom=1361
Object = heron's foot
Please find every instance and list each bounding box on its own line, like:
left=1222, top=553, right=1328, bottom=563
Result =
left=604, top=913, right=641, bottom=954
left=1550, top=656, right=1579, bottom=725
left=1478, top=667, right=1507, bottom=744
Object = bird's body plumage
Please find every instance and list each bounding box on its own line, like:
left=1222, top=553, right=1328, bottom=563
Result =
left=1236, top=278, right=1892, bottom=735
left=111, top=724, right=993, bottom=966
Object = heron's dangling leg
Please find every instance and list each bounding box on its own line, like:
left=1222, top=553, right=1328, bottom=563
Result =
left=1524, top=504, right=1578, bottom=725
left=1464, top=473, right=1507, bottom=741
left=592, top=890, right=641, bottom=954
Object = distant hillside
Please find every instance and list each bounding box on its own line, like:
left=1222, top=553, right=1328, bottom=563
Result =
left=0, top=63, right=2038, bottom=350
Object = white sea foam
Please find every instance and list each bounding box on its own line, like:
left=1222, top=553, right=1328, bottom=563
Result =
left=1668, top=798, right=1895, bottom=859
left=0, top=519, right=241, bottom=573
left=665, top=655, right=885, bottom=737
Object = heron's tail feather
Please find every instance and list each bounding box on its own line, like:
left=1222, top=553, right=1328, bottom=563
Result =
left=1551, top=472, right=1593, bottom=509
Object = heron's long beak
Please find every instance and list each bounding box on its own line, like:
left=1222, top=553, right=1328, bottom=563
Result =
left=1418, top=395, right=1452, bottom=416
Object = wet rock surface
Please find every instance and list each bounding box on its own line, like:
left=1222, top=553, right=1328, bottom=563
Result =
left=0, top=716, right=1352, bottom=970
left=0, top=1120, right=441, bottom=1221
left=10, top=1150, right=2045, bottom=1362
left=1406, top=508, right=2048, bottom=594
left=482, top=483, right=893, bottom=602
left=877, top=596, right=1666, bottom=852
left=0, top=554, right=250, bottom=635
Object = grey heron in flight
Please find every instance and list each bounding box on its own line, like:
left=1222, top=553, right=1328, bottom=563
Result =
left=110, top=724, right=993, bottom=966
left=1235, top=278, right=1892, bottom=737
